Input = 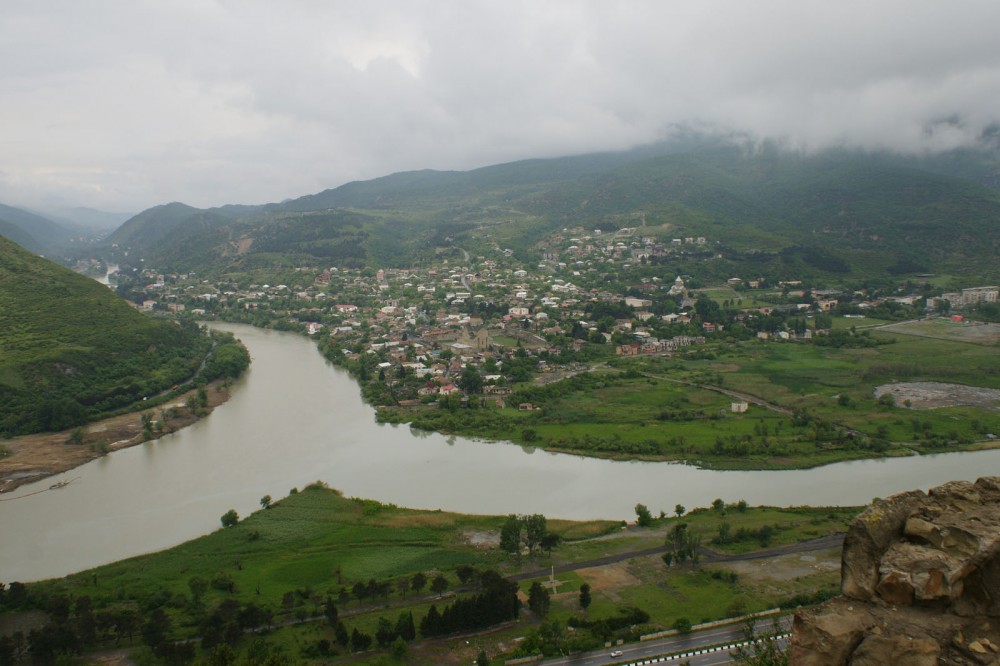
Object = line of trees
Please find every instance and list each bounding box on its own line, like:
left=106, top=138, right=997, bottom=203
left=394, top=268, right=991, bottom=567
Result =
left=499, top=514, right=561, bottom=557
left=419, top=570, right=519, bottom=638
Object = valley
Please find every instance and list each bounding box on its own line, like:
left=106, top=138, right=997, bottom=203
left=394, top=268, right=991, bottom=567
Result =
left=3, top=139, right=1000, bottom=665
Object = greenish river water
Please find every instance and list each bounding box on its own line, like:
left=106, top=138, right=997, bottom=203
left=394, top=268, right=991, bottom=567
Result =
left=3, top=323, right=998, bottom=581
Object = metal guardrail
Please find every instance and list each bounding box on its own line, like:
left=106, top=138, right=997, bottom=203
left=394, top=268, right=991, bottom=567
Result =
left=639, top=607, right=782, bottom=641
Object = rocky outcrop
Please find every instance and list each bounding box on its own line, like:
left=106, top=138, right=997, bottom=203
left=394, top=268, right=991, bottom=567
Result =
left=791, top=477, right=1000, bottom=665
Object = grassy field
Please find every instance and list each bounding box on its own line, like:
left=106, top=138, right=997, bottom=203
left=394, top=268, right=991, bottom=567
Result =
left=381, top=318, right=1000, bottom=470
left=8, top=487, right=855, bottom=665
left=692, top=286, right=776, bottom=309
left=450, top=319, right=1000, bottom=469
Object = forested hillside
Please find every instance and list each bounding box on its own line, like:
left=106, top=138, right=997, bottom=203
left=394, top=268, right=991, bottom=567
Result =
left=0, top=236, right=215, bottom=435
left=0, top=203, right=74, bottom=256
left=99, top=140, right=1000, bottom=282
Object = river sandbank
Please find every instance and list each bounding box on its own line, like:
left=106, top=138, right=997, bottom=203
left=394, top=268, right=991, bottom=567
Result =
left=0, top=380, right=232, bottom=494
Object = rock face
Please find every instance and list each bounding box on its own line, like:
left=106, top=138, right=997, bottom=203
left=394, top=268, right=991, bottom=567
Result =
left=791, top=477, right=1000, bottom=665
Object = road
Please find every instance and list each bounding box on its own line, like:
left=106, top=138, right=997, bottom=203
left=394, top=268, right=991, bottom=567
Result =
left=509, top=533, right=844, bottom=582
left=643, top=372, right=792, bottom=417
left=541, top=617, right=790, bottom=665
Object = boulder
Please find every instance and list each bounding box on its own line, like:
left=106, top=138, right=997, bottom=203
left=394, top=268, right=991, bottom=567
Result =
left=789, top=603, right=872, bottom=665
left=850, top=634, right=941, bottom=666
left=793, top=477, right=1000, bottom=665
left=840, top=489, right=925, bottom=602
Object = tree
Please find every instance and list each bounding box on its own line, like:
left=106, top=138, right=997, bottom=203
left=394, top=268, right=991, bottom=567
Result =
left=352, top=581, right=368, bottom=605
left=141, top=608, right=171, bottom=653
left=460, top=365, right=484, bottom=394
left=500, top=514, right=522, bottom=555
left=411, top=572, right=427, bottom=595
left=350, top=628, right=372, bottom=652
left=665, top=523, right=695, bottom=564
left=28, top=621, right=81, bottom=665
left=528, top=582, right=550, bottom=618
left=220, top=509, right=239, bottom=528
left=540, top=532, right=561, bottom=555
left=391, top=635, right=408, bottom=658
left=323, top=597, right=338, bottom=628
left=431, top=574, right=449, bottom=597
left=141, top=412, right=154, bottom=440
left=635, top=503, right=653, bottom=527
left=259, top=495, right=271, bottom=509
left=476, top=649, right=490, bottom=666
left=236, top=603, right=270, bottom=632
left=0, top=635, right=16, bottom=666
left=579, top=583, right=592, bottom=610
left=419, top=605, right=442, bottom=637
left=188, top=577, right=209, bottom=605
left=712, top=498, right=725, bottom=512
left=694, top=296, right=721, bottom=321
left=731, top=616, right=789, bottom=665
left=333, top=621, right=349, bottom=648
left=456, top=565, right=477, bottom=586
left=396, top=576, right=410, bottom=598
left=524, top=514, right=547, bottom=556
left=674, top=504, right=686, bottom=518
left=375, top=617, right=395, bottom=648
left=394, top=611, right=416, bottom=641
left=716, top=520, right=734, bottom=544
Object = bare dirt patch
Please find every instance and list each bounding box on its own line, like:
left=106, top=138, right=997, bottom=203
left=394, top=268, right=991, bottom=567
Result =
left=461, top=529, right=500, bottom=548
left=576, top=559, right=642, bottom=591
left=874, top=382, right=1000, bottom=410
left=717, top=548, right=841, bottom=583
left=880, top=318, right=1000, bottom=345
left=0, top=381, right=231, bottom=494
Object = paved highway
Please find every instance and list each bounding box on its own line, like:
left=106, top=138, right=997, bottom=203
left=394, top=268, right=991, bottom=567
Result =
left=540, top=617, right=790, bottom=666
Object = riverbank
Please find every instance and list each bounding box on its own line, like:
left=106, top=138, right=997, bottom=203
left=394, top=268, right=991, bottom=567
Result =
left=12, top=485, right=849, bottom=664
left=0, top=380, right=232, bottom=495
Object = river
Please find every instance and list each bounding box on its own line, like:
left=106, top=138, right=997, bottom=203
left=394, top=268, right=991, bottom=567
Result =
left=3, top=323, right=1000, bottom=582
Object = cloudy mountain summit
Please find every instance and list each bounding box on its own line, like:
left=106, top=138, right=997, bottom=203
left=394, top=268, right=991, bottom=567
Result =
left=2, top=1, right=999, bottom=213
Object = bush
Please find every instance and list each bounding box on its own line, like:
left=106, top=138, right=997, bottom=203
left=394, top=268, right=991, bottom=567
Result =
left=220, top=509, right=239, bottom=527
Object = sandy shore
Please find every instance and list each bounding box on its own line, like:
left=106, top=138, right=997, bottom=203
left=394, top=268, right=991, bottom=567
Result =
left=0, top=381, right=232, bottom=494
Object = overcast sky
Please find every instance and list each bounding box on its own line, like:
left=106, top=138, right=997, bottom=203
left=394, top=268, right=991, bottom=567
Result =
left=3, top=1, right=1000, bottom=213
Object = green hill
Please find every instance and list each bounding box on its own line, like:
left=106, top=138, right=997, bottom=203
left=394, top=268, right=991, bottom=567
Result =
left=0, top=236, right=214, bottom=435
left=99, top=141, right=1000, bottom=281
left=0, top=203, right=74, bottom=255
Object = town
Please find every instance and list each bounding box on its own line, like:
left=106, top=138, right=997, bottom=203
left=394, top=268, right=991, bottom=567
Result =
left=104, top=223, right=1000, bottom=467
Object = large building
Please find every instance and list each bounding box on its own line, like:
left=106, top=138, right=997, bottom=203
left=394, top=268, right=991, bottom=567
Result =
left=938, top=286, right=999, bottom=308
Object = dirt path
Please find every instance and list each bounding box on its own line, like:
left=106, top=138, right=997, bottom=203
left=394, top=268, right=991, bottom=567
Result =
left=508, top=533, right=845, bottom=581
left=0, top=381, right=232, bottom=495
left=644, top=372, right=793, bottom=416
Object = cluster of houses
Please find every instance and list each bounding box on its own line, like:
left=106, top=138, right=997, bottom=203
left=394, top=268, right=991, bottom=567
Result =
left=112, top=223, right=993, bottom=405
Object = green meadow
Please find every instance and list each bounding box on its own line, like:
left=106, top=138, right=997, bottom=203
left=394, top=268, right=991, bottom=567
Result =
left=9, top=486, right=854, bottom=665
left=403, top=320, right=1000, bottom=469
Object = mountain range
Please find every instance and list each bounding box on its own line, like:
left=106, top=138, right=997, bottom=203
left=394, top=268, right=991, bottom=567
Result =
left=89, top=138, right=1000, bottom=282
left=3, top=136, right=1000, bottom=282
